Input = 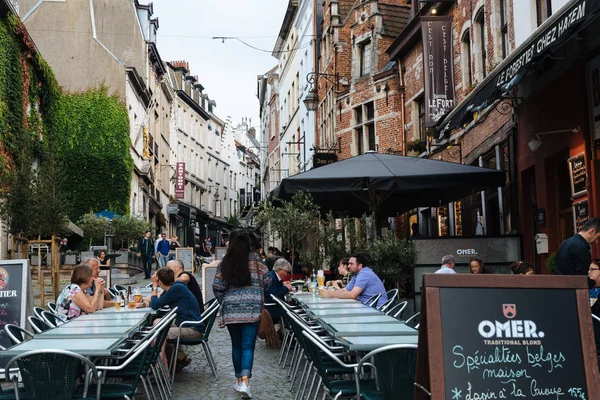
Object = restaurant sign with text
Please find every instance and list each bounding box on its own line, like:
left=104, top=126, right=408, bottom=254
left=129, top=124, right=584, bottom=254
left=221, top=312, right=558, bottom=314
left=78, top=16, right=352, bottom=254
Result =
left=175, top=162, right=185, bottom=199
left=496, top=0, right=591, bottom=89
left=421, top=16, right=456, bottom=127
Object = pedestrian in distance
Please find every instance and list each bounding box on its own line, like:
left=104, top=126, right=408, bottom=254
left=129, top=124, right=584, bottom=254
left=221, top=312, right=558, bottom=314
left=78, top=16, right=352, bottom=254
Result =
left=212, top=229, right=269, bottom=399
left=510, top=260, right=535, bottom=275
left=137, top=230, right=155, bottom=279
left=555, top=218, right=600, bottom=289
left=155, top=232, right=170, bottom=268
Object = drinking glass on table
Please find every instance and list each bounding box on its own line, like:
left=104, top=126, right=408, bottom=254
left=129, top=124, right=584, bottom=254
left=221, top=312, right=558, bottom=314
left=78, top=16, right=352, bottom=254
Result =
left=133, top=287, right=143, bottom=303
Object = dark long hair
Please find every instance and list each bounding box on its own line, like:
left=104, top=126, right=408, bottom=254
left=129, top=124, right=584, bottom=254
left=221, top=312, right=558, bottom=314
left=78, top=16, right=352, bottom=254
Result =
left=220, top=229, right=252, bottom=287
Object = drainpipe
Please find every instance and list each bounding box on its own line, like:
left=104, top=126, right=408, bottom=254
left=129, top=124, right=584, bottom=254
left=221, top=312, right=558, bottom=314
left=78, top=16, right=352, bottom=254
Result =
left=399, top=61, right=406, bottom=155
left=479, top=156, right=487, bottom=235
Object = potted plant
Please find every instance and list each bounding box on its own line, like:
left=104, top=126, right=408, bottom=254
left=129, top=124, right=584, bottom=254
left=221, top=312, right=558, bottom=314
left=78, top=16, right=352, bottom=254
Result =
left=406, top=140, right=427, bottom=155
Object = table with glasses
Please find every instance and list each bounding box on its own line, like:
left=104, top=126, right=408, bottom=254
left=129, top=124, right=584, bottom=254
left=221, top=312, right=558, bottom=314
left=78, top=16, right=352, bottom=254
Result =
left=324, top=322, right=418, bottom=337
left=335, top=334, right=419, bottom=352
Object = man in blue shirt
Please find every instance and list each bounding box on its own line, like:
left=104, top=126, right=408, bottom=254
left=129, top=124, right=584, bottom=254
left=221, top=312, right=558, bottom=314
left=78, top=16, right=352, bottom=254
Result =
left=320, top=253, right=388, bottom=307
left=154, top=232, right=170, bottom=268
left=151, top=268, right=204, bottom=371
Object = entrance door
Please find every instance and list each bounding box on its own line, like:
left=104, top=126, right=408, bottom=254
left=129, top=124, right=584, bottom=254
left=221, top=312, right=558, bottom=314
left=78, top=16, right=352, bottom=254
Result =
left=522, top=167, right=538, bottom=270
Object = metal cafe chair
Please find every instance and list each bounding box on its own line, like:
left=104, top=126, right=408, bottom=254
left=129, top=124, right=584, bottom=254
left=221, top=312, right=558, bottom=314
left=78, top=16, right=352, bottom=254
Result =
left=385, top=288, right=399, bottom=301
left=40, top=310, right=62, bottom=327
left=386, top=301, right=408, bottom=319
left=46, top=302, right=57, bottom=314
left=405, top=312, right=420, bottom=330
left=5, top=349, right=102, bottom=400
left=354, top=344, right=418, bottom=400
left=27, top=316, right=53, bottom=334
left=365, top=293, right=381, bottom=308
left=32, top=307, right=46, bottom=320
left=4, top=325, right=34, bottom=346
left=168, top=299, right=221, bottom=383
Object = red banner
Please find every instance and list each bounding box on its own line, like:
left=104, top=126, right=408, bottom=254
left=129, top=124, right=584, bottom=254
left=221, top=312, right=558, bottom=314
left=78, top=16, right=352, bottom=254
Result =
left=175, top=162, right=185, bottom=199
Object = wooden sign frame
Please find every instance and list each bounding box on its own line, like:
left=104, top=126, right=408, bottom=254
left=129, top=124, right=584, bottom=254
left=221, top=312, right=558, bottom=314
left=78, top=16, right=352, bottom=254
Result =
left=568, top=153, right=587, bottom=199
left=415, top=274, right=600, bottom=400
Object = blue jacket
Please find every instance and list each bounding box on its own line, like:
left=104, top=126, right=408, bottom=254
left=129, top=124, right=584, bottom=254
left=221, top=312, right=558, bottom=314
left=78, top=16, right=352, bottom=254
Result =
left=265, top=270, right=289, bottom=322
left=151, top=281, right=204, bottom=331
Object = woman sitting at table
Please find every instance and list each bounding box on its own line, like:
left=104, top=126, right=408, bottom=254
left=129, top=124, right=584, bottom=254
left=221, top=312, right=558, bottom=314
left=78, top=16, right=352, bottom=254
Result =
left=326, top=258, right=353, bottom=289
left=97, top=250, right=110, bottom=267
left=56, top=264, right=106, bottom=321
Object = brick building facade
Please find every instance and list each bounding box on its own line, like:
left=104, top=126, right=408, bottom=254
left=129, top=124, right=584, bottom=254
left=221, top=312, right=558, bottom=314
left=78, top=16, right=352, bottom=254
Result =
left=387, top=0, right=518, bottom=238
left=316, top=0, right=410, bottom=160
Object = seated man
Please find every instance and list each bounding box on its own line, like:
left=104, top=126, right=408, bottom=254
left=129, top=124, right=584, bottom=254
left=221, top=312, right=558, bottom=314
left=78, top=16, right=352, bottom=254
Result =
left=81, top=257, right=113, bottom=309
left=265, top=258, right=293, bottom=323
left=166, top=259, right=205, bottom=313
left=150, top=268, right=204, bottom=371
left=320, top=253, right=388, bottom=308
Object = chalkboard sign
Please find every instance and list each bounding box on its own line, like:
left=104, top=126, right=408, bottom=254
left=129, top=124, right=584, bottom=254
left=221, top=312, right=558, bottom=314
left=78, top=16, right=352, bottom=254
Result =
left=574, top=199, right=589, bottom=232
left=0, top=260, right=29, bottom=368
left=569, top=153, right=587, bottom=198
left=202, top=262, right=219, bottom=303
left=176, top=247, right=194, bottom=272
left=214, top=246, right=227, bottom=261
left=415, top=274, right=600, bottom=400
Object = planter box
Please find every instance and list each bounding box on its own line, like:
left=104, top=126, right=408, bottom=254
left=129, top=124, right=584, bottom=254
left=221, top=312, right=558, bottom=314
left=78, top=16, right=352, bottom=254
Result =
left=64, top=254, right=78, bottom=265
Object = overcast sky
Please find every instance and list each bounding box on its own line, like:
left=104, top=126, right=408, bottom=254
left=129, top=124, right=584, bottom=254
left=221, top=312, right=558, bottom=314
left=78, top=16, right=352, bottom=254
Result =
left=153, top=0, right=288, bottom=132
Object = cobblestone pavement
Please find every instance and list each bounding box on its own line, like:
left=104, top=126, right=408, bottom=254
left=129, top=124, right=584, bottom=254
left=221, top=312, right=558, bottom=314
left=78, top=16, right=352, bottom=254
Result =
left=133, top=273, right=296, bottom=400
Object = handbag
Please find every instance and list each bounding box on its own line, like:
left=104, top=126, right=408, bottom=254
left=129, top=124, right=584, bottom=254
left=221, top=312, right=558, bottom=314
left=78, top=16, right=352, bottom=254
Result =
left=256, top=265, right=281, bottom=349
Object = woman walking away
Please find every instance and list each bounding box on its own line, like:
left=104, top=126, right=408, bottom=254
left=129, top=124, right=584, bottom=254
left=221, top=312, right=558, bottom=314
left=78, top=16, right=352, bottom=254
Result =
left=213, top=229, right=268, bottom=399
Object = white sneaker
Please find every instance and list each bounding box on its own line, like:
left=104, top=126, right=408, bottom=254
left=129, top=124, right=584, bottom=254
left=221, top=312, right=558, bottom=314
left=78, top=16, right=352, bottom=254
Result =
left=234, top=382, right=242, bottom=392
left=238, top=382, right=252, bottom=398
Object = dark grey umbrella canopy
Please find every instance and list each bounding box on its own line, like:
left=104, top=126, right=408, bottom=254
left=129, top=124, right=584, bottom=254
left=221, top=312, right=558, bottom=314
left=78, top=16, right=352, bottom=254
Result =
left=271, top=152, right=506, bottom=217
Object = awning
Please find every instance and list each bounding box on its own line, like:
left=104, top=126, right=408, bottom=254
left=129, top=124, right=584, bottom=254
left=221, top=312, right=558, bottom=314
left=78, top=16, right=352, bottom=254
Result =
left=437, top=0, right=600, bottom=138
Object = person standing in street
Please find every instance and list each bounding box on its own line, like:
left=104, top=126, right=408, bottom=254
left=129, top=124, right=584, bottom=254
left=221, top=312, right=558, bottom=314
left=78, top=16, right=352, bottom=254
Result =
left=168, top=235, right=181, bottom=261
left=555, top=218, right=600, bottom=280
left=137, top=230, right=155, bottom=279
left=435, top=255, right=456, bottom=274
left=212, top=229, right=268, bottom=399
left=155, top=232, right=170, bottom=268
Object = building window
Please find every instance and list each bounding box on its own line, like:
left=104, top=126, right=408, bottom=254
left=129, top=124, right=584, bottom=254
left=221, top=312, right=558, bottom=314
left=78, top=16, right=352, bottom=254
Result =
left=475, top=9, right=487, bottom=80
left=353, top=101, right=375, bottom=155
left=461, top=29, right=473, bottom=89
left=359, top=40, right=371, bottom=76
left=499, top=0, right=509, bottom=59
left=536, top=0, right=552, bottom=27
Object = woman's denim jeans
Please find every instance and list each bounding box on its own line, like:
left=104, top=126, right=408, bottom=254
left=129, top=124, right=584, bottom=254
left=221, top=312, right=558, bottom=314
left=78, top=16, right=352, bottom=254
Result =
left=226, top=322, right=260, bottom=378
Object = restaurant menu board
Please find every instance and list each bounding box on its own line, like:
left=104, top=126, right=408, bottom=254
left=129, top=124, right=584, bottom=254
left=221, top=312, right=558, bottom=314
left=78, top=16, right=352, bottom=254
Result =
left=441, top=288, right=586, bottom=400
left=214, top=246, right=227, bottom=261
left=569, top=154, right=587, bottom=198
left=176, top=247, right=194, bottom=272
left=416, top=275, right=600, bottom=400
left=0, top=260, right=29, bottom=368
left=574, top=200, right=589, bottom=232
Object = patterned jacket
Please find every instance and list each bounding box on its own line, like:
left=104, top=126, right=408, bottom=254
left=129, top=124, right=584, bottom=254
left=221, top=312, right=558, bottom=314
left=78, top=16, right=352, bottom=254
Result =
left=212, top=253, right=269, bottom=327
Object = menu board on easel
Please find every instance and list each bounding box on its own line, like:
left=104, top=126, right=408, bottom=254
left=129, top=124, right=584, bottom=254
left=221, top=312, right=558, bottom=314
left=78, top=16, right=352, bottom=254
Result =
left=574, top=199, right=589, bottom=232
left=176, top=247, right=194, bottom=272
left=415, top=274, right=600, bottom=400
left=0, top=260, right=29, bottom=368
left=569, top=153, right=587, bottom=198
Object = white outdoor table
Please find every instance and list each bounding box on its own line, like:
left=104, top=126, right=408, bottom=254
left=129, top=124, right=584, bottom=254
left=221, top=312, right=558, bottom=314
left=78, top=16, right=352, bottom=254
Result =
left=307, top=307, right=382, bottom=317
left=65, top=318, right=145, bottom=328
left=1, top=338, right=124, bottom=357
left=301, top=303, right=367, bottom=310
left=37, top=325, right=137, bottom=338
left=325, top=322, right=418, bottom=337
left=75, top=313, right=150, bottom=321
left=317, top=315, right=401, bottom=324
left=293, top=297, right=358, bottom=305
left=95, top=307, right=154, bottom=314
left=336, top=334, right=418, bottom=351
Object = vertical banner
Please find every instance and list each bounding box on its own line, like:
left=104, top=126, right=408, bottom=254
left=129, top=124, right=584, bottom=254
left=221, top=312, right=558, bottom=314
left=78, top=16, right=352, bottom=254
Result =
left=175, top=162, right=186, bottom=199
left=421, top=16, right=456, bottom=127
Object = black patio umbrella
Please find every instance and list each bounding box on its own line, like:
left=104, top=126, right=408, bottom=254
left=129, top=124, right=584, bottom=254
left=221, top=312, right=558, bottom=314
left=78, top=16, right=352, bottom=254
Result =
left=270, top=152, right=506, bottom=217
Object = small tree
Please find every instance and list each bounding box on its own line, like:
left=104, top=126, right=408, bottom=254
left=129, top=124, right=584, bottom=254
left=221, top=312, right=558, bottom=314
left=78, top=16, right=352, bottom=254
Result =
left=113, top=214, right=151, bottom=250
left=32, top=151, right=70, bottom=237
left=255, top=191, right=320, bottom=267
left=368, top=233, right=416, bottom=295
left=78, top=213, right=109, bottom=250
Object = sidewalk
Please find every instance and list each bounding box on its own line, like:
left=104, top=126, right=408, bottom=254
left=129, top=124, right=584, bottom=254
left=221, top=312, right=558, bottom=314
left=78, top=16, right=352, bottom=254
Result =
left=132, top=273, right=289, bottom=399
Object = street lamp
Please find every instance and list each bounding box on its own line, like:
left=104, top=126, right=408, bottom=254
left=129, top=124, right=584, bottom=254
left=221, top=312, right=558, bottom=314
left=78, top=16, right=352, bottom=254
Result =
left=214, top=188, right=221, bottom=218
left=303, top=72, right=341, bottom=112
